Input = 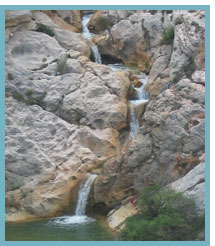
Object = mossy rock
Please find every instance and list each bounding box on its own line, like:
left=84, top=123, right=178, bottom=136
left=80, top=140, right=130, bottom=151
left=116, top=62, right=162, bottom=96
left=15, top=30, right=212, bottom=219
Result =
left=36, top=24, right=55, bottom=37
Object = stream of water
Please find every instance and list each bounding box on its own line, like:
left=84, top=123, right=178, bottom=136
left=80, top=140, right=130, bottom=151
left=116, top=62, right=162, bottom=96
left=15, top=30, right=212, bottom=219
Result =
left=129, top=73, right=149, bottom=139
left=82, top=13, right=149, bottom=139
left=6, top=13, right=149, bottom=241
left=82, top=14, right=102, bottom=64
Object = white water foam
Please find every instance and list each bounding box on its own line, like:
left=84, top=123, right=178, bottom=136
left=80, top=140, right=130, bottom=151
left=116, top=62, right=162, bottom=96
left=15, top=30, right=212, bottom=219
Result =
left=50, top=174, right=97, bottom=226
left=129, top=74, right=149, bottom=139
left=75, top=174, right=97, bottom=216
left=51, top=215, right=95, bottom=226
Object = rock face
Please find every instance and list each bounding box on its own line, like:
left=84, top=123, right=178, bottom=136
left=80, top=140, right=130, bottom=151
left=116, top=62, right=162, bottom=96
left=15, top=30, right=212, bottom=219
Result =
left=5, top=10, right=130, bottom=222
left=169, top=158, right=205, bottom=214
left=5, top=10, right=205, bottom=223
left=92, top=10, right=205, bottom=213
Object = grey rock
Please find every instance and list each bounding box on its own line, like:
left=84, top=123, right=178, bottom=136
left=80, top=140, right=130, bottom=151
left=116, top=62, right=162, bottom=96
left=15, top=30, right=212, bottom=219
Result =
left=169, top=162, right=205, bottom=213
left=6, top=30, right=63, bottom=71
left=5, top=10, right=32, bottom=28
left=127, top=134, right=152, bottom=168
left=170, top=10, right=205, bottom=81
left=192, top=70, right=205, bottom=85
left=54, top=28, right=90, bottom=56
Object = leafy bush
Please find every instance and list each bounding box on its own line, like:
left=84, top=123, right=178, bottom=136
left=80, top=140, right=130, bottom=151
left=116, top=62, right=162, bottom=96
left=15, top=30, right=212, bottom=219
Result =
left=93, top=16, right=113, bottom=32
left=184, top=55, right=196, bottom=77
left=160, top=26, right=175, bottom=45
left=13, top=91, right=24, bottom=102
left=120, top=185, right=204, bottom=241
left=36, top=24, right=55, bottom=37
left=7, top=73, right=14, bottom=80
left=57, top=60, right=67, bottom=75
left=25, top=91, right=47, bottom=107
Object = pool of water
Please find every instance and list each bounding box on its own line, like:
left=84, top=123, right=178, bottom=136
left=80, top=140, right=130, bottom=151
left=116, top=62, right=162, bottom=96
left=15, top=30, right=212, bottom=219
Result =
left=5, top=214, right=116, bottom=241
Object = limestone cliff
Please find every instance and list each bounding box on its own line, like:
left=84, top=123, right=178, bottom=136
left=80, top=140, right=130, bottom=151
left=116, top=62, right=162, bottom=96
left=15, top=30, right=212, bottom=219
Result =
left=5, top=10, right=205, bottom=223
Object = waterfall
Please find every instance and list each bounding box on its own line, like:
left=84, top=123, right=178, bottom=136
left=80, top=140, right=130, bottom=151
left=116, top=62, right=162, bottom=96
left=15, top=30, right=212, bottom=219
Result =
left=129, top=104, right=139, bottom=139
left=51, top=173, right=97, bottom=225
left=75, top=174, right=97, bottom=216
left=134, top=75, right=149, bottom=100
left=129, top=73, right=149, bottom=139
left=82, top=14, right=102, bottom=64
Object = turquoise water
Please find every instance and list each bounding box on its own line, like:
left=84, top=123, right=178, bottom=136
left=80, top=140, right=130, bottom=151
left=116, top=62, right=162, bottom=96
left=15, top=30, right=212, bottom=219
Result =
left=5, top=214, right=116, bottom=241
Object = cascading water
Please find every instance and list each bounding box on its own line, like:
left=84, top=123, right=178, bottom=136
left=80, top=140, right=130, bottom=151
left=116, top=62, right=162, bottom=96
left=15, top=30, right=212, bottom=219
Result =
left=129, top=105, right=140, bottom=139
left=75, top=174, right=97, bottom=216
left=129, top=73, right=149, bottom=139
left=51, top=173, right=97, bottom=225
left=82, top=14, right=102, bottom=64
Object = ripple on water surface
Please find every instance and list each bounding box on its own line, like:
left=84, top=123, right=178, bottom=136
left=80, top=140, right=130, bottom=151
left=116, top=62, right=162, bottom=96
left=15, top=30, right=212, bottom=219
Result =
left=5, top=215, right=115, bottom=241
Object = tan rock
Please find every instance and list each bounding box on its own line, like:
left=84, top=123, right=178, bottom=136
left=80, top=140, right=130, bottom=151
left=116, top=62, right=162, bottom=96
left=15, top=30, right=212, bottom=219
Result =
left=42, top=10, right=79, bottom=32
left=130, top=76, right=142, bottom=88
left=56, top=10, right=82, bottom=32
left=5, top=211, right=37, bottom=223
left=147, top=77, right=170, bottom=97
left=107, top=202, right=138, bottom=230
left=5, top=10, right=32, bottom=28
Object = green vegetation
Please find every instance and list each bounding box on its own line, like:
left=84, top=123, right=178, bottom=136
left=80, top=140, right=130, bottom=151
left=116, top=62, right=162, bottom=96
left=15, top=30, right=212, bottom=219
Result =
left=25, top=91, right=47, bottom=107
left=184, top=55, right=196, bottom=77
left=13, top=89, right=47, bottom=108
left=13, top=91, right=24, bottom=102
left=36, top=24, right=55, bottom=37
left=7, top=73, right=14, bottom=80
left=57, top=60, right=67, bottom=75
left=93, top=16, right=113, bottom=32
left=160, top=26, right=175, bottom=45
left=120, top=185, right=204, bottom=241
left=25, top=89, right=33, bottom=97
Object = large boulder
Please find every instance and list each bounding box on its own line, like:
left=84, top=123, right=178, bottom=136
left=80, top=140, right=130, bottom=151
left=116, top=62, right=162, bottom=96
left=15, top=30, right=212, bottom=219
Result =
left=169, top=10, right=205, bottom=81
left=107, top=202, right=138, bottom=230
left=5, top=10, right=32, bottom=28
left=43, top=10, right=82, bottom=32
left=6, top=30, right=64, bottom=71
left=91, top=11, right=166, bottom=72
left=169, top=159, right=205, bottom=214
left=55, top=10, right=82, bottom=32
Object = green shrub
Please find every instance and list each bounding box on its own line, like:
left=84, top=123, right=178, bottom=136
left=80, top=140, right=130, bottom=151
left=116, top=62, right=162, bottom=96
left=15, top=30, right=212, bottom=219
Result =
left=57, top=60, right=67, bottom=75
left=184, top=55, right=196, bottom=77
left=7, top=73, right=14, bottom=80
left=160, top=26, right=175, bottom=45
left=25, top=89, right=33, bottom=97
left=36, top=24, right=55, bottom=37
left=13, top=91, right=24, bottom=102
left=120, top=185, right=204, bottom=241
left=25, top=91, right=47, bottom=107
left=93, top=16, right=113, bottom=32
